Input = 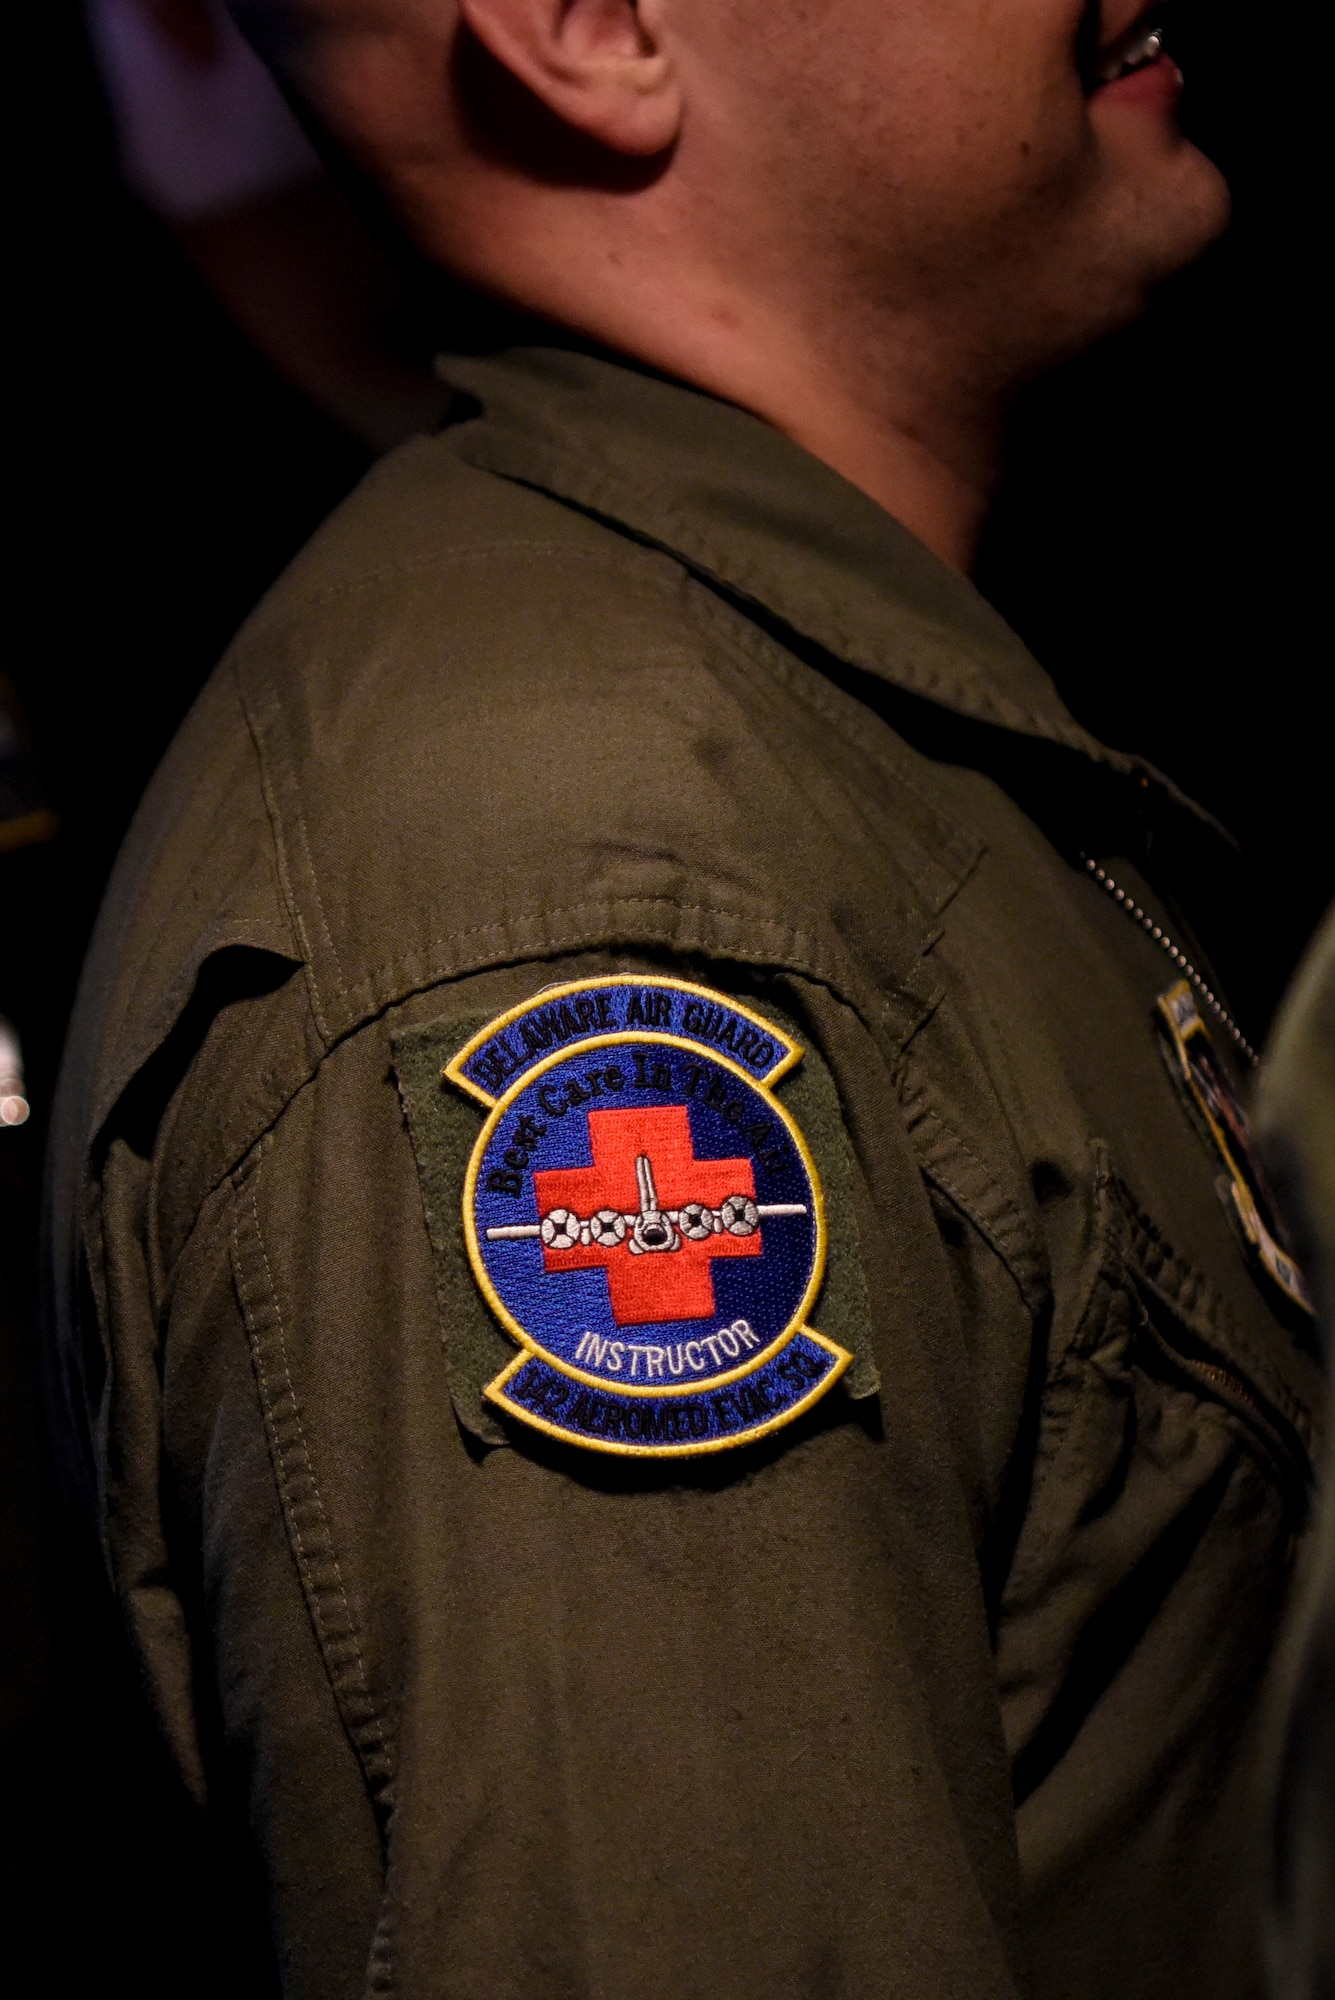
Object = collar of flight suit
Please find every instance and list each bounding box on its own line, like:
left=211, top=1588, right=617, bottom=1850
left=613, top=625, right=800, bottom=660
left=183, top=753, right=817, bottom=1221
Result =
left=440, top=340, right=1179, bottom=789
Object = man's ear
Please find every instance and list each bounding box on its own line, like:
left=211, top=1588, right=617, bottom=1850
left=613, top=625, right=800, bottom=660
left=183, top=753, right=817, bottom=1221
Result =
left=457, top=0, right=680, bottom=157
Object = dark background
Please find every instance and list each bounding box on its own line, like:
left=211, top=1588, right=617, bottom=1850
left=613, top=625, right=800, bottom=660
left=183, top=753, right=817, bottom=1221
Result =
left=2, top=1, right=1325, bottom=1986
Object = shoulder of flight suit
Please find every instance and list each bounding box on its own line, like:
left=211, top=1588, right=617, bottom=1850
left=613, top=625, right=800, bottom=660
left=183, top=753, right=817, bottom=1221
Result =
left=220, top=419, right=978, bottom=1056
left=54, top=420, right=976, bottom=1286
left=48, top=409, right=1000, bottom=1319
left=43, top=427, right=1042, bottom=2000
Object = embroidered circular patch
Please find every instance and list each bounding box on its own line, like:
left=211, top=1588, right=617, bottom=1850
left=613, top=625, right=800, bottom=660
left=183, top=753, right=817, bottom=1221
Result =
left=445, top=978, right=851, bottom=1456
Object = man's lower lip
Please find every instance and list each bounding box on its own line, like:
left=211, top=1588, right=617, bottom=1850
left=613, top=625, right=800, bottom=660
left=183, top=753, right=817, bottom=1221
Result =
left=1091, top=52, right=1183, bottom=109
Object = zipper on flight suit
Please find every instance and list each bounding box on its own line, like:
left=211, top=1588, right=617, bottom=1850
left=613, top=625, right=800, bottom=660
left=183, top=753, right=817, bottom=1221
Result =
left=1135, top=1303, right=1313, bottom=1497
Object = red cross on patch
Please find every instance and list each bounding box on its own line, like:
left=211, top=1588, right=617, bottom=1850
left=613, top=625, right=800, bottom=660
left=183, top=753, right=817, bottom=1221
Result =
left=533, top=1105, right=761, bottom=1325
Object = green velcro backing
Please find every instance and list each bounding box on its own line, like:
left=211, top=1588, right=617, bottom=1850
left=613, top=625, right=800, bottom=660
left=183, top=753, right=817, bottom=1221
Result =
left=393, top=1001, right=879, bottom=1451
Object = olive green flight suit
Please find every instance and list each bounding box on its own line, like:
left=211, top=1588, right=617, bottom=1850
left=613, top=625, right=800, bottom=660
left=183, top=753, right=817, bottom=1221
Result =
left=44, top=344, right=1323, bottom=2000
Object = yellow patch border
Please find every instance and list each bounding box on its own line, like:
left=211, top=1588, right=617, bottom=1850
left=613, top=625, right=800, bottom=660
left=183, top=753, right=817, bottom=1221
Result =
left=483, top=1329, right=853, bottom=1459
left=444, top=974, right=802, bottom=1108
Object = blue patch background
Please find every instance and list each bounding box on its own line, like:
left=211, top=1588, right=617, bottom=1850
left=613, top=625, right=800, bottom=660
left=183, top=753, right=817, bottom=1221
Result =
left=473, top=1042, right=818, bottom=1382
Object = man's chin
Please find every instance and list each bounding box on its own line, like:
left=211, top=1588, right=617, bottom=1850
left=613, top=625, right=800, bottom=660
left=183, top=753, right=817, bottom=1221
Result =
left=1091, top=120, right=1232, bottom=295
left=1148, top=156, right=1231, bottom=284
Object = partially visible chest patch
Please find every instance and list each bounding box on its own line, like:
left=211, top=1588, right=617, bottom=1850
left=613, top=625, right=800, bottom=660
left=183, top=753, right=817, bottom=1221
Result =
left=1156, top=978, right=1312, bottom=1316
left=445, top=977, right=851, bottom=1456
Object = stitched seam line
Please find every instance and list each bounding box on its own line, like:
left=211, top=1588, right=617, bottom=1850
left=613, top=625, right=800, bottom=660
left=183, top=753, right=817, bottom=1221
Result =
left=901, top=1086, right=1048, bottom=1312
left=233, top=1158, right=395, bottom=1794
left=236, top=539, right=681, bottom=626
left=235, top=663, right=340, bottom=1039
left=316, top=894, right=908, bottom=1034
left=168, top=926, right=929, bottom=1278
left=457, top=440, right=1081, bottom=746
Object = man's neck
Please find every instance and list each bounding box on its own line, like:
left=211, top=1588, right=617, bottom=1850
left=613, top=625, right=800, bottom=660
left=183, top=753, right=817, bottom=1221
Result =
left=737, top=356, right=999, bottom=575
left=461, top=231, right=1005, bottom=573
